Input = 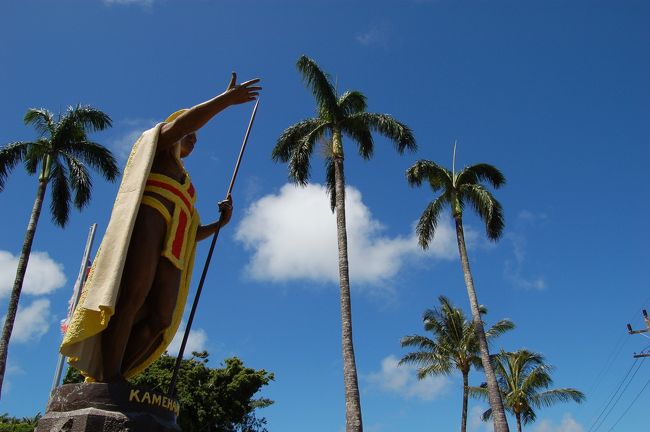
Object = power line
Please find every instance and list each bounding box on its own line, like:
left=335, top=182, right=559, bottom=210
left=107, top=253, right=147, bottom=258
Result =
left=606, top=379, right=649, bottom=431
left=587, top=297, right=650, bottom=431
left=587, top=359, right=637, bottom=431
left=591, top=297, right=649, bottom=394
left=587, top=359, right=638, bottom=432
left=590, top=332, right=628, bottom=394
left=591, top=357, right=645, bottom=432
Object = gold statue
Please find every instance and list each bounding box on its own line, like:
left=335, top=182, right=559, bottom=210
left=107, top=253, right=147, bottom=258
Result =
left=61, top=73, right=261, bottom=382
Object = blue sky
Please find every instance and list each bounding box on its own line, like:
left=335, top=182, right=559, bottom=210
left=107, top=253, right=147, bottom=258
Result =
left=1, top=0, right=649, bottom=431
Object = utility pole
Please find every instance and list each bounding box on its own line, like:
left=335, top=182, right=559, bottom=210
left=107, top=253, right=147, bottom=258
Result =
left=627, top=309, right=650, bottom=358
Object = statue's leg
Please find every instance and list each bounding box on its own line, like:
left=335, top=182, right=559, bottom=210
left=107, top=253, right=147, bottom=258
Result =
left=121, top=259, right=181, bottom=374
left=101, top=205, right=166, bottom=382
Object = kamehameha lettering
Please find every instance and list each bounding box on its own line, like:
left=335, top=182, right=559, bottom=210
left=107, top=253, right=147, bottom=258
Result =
left=128, top=389, right=180, bottom=416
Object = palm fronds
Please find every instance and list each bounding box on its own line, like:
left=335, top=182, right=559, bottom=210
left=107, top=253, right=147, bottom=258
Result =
left=406, top=160, right=451, bottom=192
left=66, top=140, right=119, bottom=181
left=460, top=183, right=504, bottom=240
left=296, top=56, right=338, bottom=118
left=23, top=108, right=54, bottom=137
left=339, top=119, right=373, bottom=159
left=456, top=163, right=505, bottom=189
left=415, top=193, right=447, bottom=250
left=49, top=162, right=71, bottom=227
left=0, top=142, right=29, bottom=190
left=400, top=296, right=513, bottom=379
left=352, top=112, right=416, bottom=153
left=273, top=118, right=324, bottom=163
left=274, top=55, right=416, bottom=188
left=338, top=91, right=367, bottom=116
left=325, top=157, right=336, bottom=212
left=471, top=349, right=585, bottom=428
left=63, top=153, right=93, bottom=209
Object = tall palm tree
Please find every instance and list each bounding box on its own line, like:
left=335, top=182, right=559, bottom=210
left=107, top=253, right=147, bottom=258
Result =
left=0, top=105, right=118, bottom=398
left=273, top=55, right=416, bottom=432
left=405, top=150, right=510, bottom=431
left=400, top=296, right=514, bottom=432
left=471, top=350, right=585, bottom=432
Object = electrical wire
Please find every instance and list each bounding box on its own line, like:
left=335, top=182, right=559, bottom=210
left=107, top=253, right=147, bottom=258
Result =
left=590, top=333, right=628, bottom=394
left=587, top=359, right=638, bottom=432
left=606, top=379, right=649, bottom=431
left=591, top=357, right=645, bottom=432
left=590, top=297, right=649, bottom=394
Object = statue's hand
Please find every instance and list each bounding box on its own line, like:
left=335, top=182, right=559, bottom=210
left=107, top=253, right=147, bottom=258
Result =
left=224, top=72, right=261, bottom=105
left=217, top=195, right=234, bottom=227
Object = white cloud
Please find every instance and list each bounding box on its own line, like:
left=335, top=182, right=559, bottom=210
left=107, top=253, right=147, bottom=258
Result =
left=533, top=414, right=584, bottom=432
left=103, top=0, right=154, bottom=6
left=356, top=26, right=389, bottom=47
left=469, top=405, right=493, bottom=432
left=10, top=299, right=51, bottom=342
left=366, top=354, right=450, bottom=401
left=234, top=183, right=457, bottom=288
left=0, top=250, right=67, bottom=298
left=354, top=20, right=399, bottom=49
left=7, top=364, right=26, bottom=376
left=504, top=259, right=546, bottom=291
left=518, top=210, right=548, bottom=223
left=167, top=321, right=208, bottom=358
left=503, top=210, right=547, bottom=291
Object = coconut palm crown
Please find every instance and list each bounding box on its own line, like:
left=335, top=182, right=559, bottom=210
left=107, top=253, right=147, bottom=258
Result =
left=406, top=159, right=505, bottom=248
left=272, top=55, right=415, bottom=432
left=273, top=55, right=416, bottom=210
left=0, top=105, right=118, bottom=225
left=0, top=104, right=118, bottom=398
left=471, top=350, right=585, bottom=432
left=400, top=296, right=514, bottom=432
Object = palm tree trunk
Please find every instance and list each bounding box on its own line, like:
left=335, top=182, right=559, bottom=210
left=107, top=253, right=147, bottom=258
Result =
left=516, top=413, right=522, bottom=432
left=333, top=156, right=363, bottom=432
left=453, top=215, right=509, bottom=432
left=0, top=179, right=48, bottom=398
left=461, top=370, right=469, bottom=432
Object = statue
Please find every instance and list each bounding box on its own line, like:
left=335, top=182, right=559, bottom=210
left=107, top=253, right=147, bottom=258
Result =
left=60, top=73, right=261, bottom=383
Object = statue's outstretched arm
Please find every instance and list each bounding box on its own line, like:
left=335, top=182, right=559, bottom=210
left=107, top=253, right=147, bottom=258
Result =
left=158, top=73, right=261, bottom=150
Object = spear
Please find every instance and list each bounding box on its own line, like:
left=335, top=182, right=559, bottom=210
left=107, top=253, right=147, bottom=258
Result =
left=168, top=99, right=260, bottom=397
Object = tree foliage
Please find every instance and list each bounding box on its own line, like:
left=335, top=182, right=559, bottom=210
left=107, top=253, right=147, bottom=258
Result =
left=65, top=352, right=273, bottom=432
left=400, top=296, right=514, bottom=379
left=470, top=349, right=585, bottom=431
left=0, top=105, right=118, bottom=226
left=273, top=55, right=416, bottom=211
left=406, top=160, right=505, bottom=247
left=406, top=155, right=511, bottom=432
left=400, top=296, right=514, bottom=432
left=273, top=54, right=416, bottom=432
left=0, top=413, right=41, bottom=432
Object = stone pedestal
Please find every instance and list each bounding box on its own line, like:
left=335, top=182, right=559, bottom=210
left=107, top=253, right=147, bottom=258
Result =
left=36, top=382, right=181, bottom=432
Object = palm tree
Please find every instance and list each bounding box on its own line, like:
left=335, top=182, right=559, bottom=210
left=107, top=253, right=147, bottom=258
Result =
left=471, top=350, right=585, bottom=432
left=273, top=55, right=416, bottom=432
left=400, top=296, right=514, bottom=432
left=0, top=105, right=118, bottom=398
left=405, top=149, right=510, bottom=431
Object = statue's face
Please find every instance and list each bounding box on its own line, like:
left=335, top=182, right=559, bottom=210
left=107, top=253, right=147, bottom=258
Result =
left=179, top=132, right=197, bottom=158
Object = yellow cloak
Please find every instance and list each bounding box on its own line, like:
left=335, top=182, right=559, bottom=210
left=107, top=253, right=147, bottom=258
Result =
left=60, top=124, right=199, bottom=380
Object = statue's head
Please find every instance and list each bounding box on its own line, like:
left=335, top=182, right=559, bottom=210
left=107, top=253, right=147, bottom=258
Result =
left=164, top=108, right=196, bottom=158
